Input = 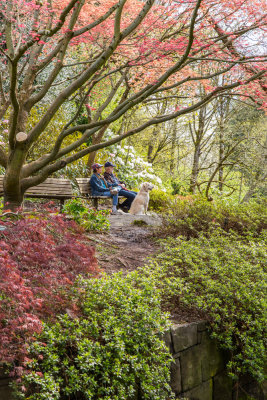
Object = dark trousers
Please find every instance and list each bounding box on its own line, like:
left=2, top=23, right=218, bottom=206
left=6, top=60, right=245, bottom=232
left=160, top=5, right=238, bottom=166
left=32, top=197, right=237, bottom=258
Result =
left=119, top=189, right=137, bottom=209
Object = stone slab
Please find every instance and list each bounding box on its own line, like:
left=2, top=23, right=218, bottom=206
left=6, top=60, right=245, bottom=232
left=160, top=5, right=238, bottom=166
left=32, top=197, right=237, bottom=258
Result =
left=164, top=330, right=173, bottom=353
left=170, top=357, right=182, bottom=394
left=108, top=213, right=162, bottom=228
left=180, top=345, right=202, bottom=392
left=213, top=371, right=233, bottom=400
left=197, top=321, right=207, bottom=332
left=0, top=379, right=13, bottom=400
left=171, top=323, right=198, bottom=353
left=182, top=379, right=213, bottom=400
left=200, top=331, right=226, bottom=381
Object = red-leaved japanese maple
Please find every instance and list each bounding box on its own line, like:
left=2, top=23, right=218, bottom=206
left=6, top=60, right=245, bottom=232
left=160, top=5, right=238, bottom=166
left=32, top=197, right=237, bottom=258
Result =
left=0, top=212, right=98, bottom=365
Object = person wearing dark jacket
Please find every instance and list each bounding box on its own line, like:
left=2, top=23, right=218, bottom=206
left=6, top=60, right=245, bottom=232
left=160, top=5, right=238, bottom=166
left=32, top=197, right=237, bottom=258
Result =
left=89, top=163, right=119, bottom=214
left=103, top=161, right=137, bottom=212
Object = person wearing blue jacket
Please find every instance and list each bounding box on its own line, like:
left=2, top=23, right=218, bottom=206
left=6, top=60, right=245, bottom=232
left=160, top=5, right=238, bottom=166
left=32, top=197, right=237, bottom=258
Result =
left=89, top=163, right=119, bottom=214
left=104, top=161, right=137, bottom=212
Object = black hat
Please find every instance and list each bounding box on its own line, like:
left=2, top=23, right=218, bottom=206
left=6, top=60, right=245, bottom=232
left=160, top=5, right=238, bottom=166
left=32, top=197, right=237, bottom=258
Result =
left=104, top=161, right=115, bottom=167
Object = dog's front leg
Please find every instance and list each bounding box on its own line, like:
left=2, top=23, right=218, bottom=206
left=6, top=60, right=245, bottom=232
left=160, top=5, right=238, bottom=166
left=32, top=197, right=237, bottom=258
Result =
left=144, top=202, right=148, bottom=215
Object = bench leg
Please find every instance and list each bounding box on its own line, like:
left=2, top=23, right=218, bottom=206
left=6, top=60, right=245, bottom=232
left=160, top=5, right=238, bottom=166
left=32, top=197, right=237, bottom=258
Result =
left=93, top=198, right=98, bottom=210
left=60, top=199, right=64, bottom=212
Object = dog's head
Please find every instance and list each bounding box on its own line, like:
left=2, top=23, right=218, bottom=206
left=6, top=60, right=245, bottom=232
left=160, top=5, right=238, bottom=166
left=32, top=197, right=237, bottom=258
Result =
left=140, top=182, right=154, bottom=192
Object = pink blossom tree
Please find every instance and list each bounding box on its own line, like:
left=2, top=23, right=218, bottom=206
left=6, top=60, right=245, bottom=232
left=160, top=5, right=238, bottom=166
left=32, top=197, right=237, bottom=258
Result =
left=0, top=0, right=266, bottom=209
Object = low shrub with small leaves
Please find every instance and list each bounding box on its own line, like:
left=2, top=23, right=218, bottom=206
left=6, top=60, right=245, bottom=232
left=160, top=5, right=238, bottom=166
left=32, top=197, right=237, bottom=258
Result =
left=149, top=189, right=173, bottom=211
left=143, top=229, right=267, bottom=382
left=63, top=198, right=110, bottom=231
left=16, top=273, right=173, bottom=400
left=158, top=195, right=267, bottom=238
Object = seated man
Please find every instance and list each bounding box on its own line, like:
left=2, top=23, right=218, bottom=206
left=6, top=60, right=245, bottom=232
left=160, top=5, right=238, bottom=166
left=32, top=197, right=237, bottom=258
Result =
left=89, top=163, right=119, bottom=214
left=104, top=161, right=137, bottom=212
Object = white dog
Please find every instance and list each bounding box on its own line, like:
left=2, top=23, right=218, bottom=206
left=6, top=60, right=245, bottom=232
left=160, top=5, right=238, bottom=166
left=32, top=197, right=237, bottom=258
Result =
left=129, top=182, right=154, bottom=215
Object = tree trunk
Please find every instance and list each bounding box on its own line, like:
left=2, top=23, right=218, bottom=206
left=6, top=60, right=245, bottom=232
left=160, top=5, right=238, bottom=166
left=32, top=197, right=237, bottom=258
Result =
left=218, top=127, right=224, bottom=192
left=3, top=171, right=24, bottom=211
left=170, top=123, right=177, bottom=175
left=3, top=145, right=27, bottom=210
left=189, top=141, right=201, bottom=193
left=147, top=144, right=154, bottom=164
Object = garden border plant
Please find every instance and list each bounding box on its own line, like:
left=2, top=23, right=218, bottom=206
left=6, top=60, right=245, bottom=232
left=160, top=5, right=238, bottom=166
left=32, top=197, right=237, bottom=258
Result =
left=0, top=212, right=98, bottom=365
left=142, top=228, right=267, bottom=384
left=157, top=195, right=267, bottom=238
left=62, top=198, right=110, bottom=232
left=14, top=272, right=174, bottom=400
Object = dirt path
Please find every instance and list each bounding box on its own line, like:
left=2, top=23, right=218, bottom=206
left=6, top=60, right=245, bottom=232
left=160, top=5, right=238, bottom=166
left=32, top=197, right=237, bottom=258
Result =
left=87, top=213, right=206, bottom=323
left=87, top=214, right=161, bottom=274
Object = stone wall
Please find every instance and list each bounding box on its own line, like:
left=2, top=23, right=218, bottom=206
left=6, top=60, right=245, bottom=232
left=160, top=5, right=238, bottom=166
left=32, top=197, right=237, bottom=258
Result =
left=0, top=368, right=14, bottom=400
left=166, top=321, right=266, bottom=400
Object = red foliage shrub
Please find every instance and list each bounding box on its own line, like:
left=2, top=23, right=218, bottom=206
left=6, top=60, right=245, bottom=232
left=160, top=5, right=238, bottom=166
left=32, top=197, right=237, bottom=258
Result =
left=0, top=213, right=98, bottom=365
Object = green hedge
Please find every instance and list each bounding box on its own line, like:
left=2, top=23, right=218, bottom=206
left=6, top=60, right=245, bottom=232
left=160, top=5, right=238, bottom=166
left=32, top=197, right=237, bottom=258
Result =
left=158, top=196, right=267, bottom=238
left=143, top=229, right=267, bottom=382
left=16, top=273, right=173, bottom=400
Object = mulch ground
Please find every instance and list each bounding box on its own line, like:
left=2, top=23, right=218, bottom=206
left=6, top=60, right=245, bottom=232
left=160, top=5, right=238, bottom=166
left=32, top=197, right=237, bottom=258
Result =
left=87, top=224, right=158, bottom=274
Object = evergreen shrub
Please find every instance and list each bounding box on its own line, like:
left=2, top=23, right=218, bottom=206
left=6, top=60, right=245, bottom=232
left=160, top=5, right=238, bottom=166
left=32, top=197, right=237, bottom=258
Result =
left=149, top=189, right=173, bottom=211
left=159, top=195, right=267, bottom=238
left=16, top=273, right=173, bottom=400
left=143, top=230, right=267, bottom=382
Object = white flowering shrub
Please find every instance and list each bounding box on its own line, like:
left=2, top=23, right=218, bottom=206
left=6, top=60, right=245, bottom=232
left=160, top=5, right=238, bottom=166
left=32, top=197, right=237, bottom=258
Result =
left=98, top=130, right=164, bottom=190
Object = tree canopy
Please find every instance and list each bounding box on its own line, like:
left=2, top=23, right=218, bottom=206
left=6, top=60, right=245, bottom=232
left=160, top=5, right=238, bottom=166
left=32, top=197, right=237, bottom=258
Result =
left=0, top=0, right=266, bottom=208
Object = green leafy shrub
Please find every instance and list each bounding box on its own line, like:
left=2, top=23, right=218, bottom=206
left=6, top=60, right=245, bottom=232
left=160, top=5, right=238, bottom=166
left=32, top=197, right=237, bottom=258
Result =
left=159, top=195, right=267, bottom=238
left=16, top=273, right=173, bottom=400
left=149, top=189, right=173, bottom=211
left=63, top=198, right=110, bottom=231
left=143, top=230, right=267, bottom=382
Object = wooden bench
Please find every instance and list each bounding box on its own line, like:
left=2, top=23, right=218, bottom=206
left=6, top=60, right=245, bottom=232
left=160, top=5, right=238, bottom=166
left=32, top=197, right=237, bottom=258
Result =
left=0, top=176, right=124, bottom=210
left=74, top=178, right=125, bottom=209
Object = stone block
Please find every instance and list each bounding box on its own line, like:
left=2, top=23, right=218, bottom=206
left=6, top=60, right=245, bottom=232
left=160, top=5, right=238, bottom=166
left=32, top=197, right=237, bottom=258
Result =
left=197, top=321, right=207, bottom=332
left=197, top=332, right=202, bottom=345
left=182, top=379, right=213, bottom=400
left=0, top=379, right=14, bottom=400
left=213, top=371, right=233, bottom=400
left=200, top=331, right=226, bottom=381
left=180, top=345, right=202, bottom=392
left=171, top=323, right=198, bottom=353
left=164, top=330, right=173, bottom=353
left=170, top=357, right=182, bottom=394
left=260, top=379, right=267, bottom=399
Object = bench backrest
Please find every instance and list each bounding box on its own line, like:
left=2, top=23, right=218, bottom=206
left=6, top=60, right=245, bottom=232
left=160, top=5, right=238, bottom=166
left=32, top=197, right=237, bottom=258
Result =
left=75, top=178, right=91, bottom=196
left=0, top=176, right=73, bottom=198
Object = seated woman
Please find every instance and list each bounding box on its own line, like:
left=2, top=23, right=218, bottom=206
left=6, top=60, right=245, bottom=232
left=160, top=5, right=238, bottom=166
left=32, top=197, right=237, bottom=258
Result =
left=104, top=161, right=137, bottom=212
left=89, top=163, right=119, bottom=214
